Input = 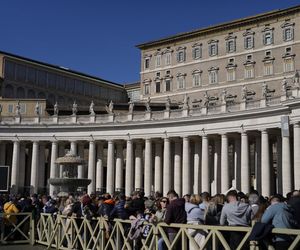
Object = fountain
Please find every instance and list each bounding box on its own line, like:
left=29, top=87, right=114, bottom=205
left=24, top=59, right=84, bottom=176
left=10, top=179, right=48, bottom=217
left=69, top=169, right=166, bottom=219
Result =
left=48, top=151, right=91, bottom=197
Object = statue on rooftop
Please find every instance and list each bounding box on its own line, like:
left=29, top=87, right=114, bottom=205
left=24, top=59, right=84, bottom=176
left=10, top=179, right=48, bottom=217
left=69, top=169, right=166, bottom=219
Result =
left=35, top=102, right=40, bottom=116
left=15, top=101, right=21, bottom=116
left=183, top=94, right=189, bottom=109
left=54, top=102, right=59, bottom=116
left=89, top=101, right=95, bottom=115
left=165, top=96, right=171, bottom=111
left=128, top=100, right=134, bottom=113
left=145, top=97, right=151, bottom=112
left=106, top=100, right=114, bottom=114
left=282, top=77, right=288, bottom=96
left=242, top=85, right=247, bottom=101
left=72, top=101, right=78, bottom=115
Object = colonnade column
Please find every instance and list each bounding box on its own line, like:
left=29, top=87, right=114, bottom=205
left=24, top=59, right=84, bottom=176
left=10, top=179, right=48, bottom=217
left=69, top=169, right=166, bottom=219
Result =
left=261, top=130, right=271, bottom=197
left=96, top=142, right=104, bottom=192
left=11, top=140, right=20, bottom=194
left=241, top=132, right=250, bottom=193
left=115, top=142, right=124, bottom=191
left=144, top=139, right=152, bottom=197
left=134, top=142, right=143, bottom=190
left=125, top=139, right=134, bottom=196
left=58, top=143, right=65, bottom=177
left=193, top=140, right=201, bottom=195
left=174, top=140, right=182, bottom=197
left=78, top=143, right=85, bottom=178
left=154, top=141, right=162, bottom=193
left=294, top=123, right=300, bottom=189
left=38, top=143, right=46, bottom=190
left=221, top=134, right=229, bottom=193
left=106, top=140, right=115, bottom=194
left=282, top=134, right=292, bottom=195
left=49, top=141, right=58, bottom=197
left=255, top=136, right=261, bottom=193
left=213, top=137, right=220, bottom=194
left=234, top=137, right=241, bottom=190
left=70, top=141, right=77, bottom=155
left=182, top=136, right=190, bottom=195
left=201, top=135, right=209, bottom=192
left=30, top=141, right=39, bottom=194
left=87, top=140, right=96, bottom=194
left=163, top=137, right=171, bottom=195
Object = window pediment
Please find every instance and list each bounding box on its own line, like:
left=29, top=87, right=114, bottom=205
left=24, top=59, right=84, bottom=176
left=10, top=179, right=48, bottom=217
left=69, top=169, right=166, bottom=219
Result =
left=208, top=39, right=219, bottom=44
left=243, top=30, right=255, bottom=36
left=162, top=48, right=173, bottom=54
left=154, top=51, right=162, bottom=56
left=262, top=26, right=274, bottom=33
left=192, top=42, right=202, bottom=47
left=243, top=60, right=256, bottom=66
left=192, top=69, right=203, bottom=75
left=143, top=54, right=152, bottom=58
left=282, top=52, right=295, bottom=59
left=143, top=79, right=152, bottom=83
left=226, top=63, right=237, bottom=69
left=176, top=73, right=186, bottom=77
left=262, top=56, right=275, bottom=62
left=225, top=34, right=237, bottom=40
left=281, top=21, right=295, bottom=28
left=176, top=46, right=186, bottom=51
left=208, top=66, right=219, bottom=71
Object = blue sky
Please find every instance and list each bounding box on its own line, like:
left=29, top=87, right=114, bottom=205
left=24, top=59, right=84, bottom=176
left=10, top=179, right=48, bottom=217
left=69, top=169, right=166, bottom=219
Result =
left=1, top=1, right=300, bottom=84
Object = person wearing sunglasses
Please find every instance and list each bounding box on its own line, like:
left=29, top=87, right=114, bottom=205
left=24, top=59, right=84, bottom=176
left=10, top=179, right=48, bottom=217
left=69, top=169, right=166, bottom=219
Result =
left=155, top=197, right=169, bottom=223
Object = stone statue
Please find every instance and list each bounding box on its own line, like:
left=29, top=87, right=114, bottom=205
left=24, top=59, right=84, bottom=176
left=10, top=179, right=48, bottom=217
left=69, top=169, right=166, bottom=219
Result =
left=294, top=71, right=300, bottom=86
left=242, top=85, right=247, bottom=101
left=145, top=97, right=151, bottom=112
left=183, top=94, right=189, bottom=109
left=15, top=101, right=21, bottom=116
left=35, top=102, right=40, bottom=116
left=128, top=100, right=134, bottom=113
left=72, top=101, right=78, bottom=115
left=105, top=100, right=114, bottom=114
left=89, top=101, right=95, bottom=115
left=221, top=89, right=227, bottom=104
left=282, top=77, right=288, bottom=96
left=165, top=96, right=171, bottom=111
left=203, top=91, right=209, bottom=107
left=262, top=82, right=268, bottom=99
left=53, top=102, right=59, bottom=116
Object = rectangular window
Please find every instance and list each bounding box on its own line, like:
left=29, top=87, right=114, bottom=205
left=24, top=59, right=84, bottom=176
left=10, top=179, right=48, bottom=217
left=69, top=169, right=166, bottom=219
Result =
left=155, top=82, right=161, bottom=93
left=227, top=69, right=235, bottom=81
left=245, top=36, right=253, bottom=49
left=209, top=71, right=218, bottom=84
left=165, top=79, right=171, bottom=92
left=4, top=60, right=16, bottom=80
left=165, top=53, right=171, bottom=65
left=245, top=66, right=254, bottom=79
left=8, top=104, right=14, bottom=113
left=192, top=47, right=201, bottom=59
left=227, top=40, right=235, bottom=53
left=193, top=74, right=201, bottom=86
left=144, top=58, right=150, bottom=69
left=155, top=55, right=161, bottom=68
left=264, top=63, right=273, bottom=76
left=209, top=44, right=218, bottom=56
left=284, top=58, right=294, bottom=72
left=264, top=32, right=273, bottom=45
left=177, top=77, right=185, bottom=89
left=283, top=28, right=293, bottom=41
left=144, top=84, right=150, bottom=95
left=177, top=51, right=185, bottom=63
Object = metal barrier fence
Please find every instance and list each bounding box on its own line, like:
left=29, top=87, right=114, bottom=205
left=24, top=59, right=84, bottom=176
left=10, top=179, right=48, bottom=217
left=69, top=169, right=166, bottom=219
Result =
left=34, top=213, right=300, bottom=250
left=0, top=212, right=34, bottom=245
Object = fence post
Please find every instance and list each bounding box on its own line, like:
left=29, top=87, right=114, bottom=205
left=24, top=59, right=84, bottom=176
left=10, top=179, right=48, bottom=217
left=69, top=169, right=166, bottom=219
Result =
left=249, top=240, right=259, bottom=250
left=30, top=214, right=35, bottom=245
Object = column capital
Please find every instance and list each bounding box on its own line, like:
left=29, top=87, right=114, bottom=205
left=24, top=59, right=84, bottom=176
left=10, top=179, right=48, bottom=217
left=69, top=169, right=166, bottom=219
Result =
left=260, top=129, right=268, bottom=134
left=294, top=123, right=300, bottom=128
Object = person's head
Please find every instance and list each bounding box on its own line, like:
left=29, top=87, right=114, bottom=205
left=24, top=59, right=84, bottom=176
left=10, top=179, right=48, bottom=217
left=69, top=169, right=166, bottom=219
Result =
left=270, top=194, right=284, bottom=204
left=226, top=190, right=238, bottom=203
left=167, top=190, right=178, bottom=202
left=41, top=195, right=49, bottom=205
left=292, top=190, right=300, bottom=197
left=190, top=194, right=201, bottom=205
left=158, top=197, right=168, bottom=209
left=248, top=193, right=259, bottom=205
left=131, top=191, right=139, bottom=200
left=201, top=192, right=210, bottom=202
left=237, top=192, right=247, bottom=203
left=183, top=194, right=191, bottom=203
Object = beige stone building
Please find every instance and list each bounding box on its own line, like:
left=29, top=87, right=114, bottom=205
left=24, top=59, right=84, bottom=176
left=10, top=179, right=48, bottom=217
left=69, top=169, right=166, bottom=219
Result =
left=137, top=5, right=300, bottom=106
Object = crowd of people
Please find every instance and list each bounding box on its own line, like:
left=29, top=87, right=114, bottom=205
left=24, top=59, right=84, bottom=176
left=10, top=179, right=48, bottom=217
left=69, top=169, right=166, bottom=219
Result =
left=0, top=188, right=300, bottom=249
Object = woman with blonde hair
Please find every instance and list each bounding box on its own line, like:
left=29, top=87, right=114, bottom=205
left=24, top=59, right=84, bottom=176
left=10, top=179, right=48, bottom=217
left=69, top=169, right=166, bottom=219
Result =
left=185, top=194, right=206, bottom=250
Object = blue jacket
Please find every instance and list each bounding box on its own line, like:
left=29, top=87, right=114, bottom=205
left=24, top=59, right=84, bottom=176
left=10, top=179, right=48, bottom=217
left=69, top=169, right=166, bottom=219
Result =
left=110, top=200, right=129, bottom=220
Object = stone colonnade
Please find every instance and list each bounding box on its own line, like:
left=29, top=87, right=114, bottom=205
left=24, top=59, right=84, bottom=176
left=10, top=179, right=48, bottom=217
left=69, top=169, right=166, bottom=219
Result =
left=4, top=123, right=300, bottom=197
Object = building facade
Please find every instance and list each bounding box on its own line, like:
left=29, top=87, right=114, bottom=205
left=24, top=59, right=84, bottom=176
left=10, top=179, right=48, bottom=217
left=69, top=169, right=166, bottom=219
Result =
left=1, top=6, right=300, bottom=198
